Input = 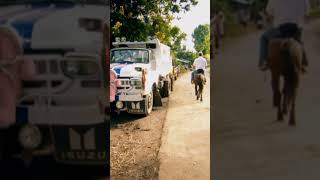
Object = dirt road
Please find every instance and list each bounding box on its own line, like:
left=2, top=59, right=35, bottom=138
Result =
left=159, top=70, right=210, bottom=180
left=212, top=20, right=320, bottom=180
left=110, top=97, right=169, bottom=179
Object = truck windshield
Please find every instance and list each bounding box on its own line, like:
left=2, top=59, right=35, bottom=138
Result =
left=111, top=49, right=149, bottom=64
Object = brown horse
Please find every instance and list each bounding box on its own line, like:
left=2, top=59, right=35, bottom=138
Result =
left=194, top=72, right=205, bottom=101
left=268, top=38, right=305, bottom=126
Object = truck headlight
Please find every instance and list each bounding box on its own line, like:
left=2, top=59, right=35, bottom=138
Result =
left=18, top=124, right=42, bottom=150
left=116, top=101, right=124, bottom=109
left=130, top=79, right=142, bottom=87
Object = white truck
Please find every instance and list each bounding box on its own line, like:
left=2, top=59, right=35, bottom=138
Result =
left=110, top=38, right=174, bottom=116
left=0, top=1, right=109, bottom=167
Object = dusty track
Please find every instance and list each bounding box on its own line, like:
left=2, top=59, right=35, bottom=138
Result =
left=212, top=20, right=320, bottom=180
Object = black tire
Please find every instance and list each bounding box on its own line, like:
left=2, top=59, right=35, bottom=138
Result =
left=162, top=80, right=171, bottom=97
left=144, top=91, right=153, bottom=116
left=159, top=84, right=164, bottom=97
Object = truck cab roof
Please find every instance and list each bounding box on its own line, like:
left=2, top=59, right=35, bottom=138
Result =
left=112, top=39, right=170, bottom=50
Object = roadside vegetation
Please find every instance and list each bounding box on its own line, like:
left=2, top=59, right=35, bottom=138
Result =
left=111, top=0, right=210, bottom=70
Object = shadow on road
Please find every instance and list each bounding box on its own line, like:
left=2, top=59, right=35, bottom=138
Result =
left=110, top=112, right=144, bottom=129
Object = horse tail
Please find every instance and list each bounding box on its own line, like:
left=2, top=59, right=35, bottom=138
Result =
left=199, top=76, right=204, bottom=92
left=196, top=74, right=205, bottom=94
left=281, top=39, right=301, bottom=105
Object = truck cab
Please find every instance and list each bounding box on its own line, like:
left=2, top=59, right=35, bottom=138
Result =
left=0, top=1, right=109, bottom=167
left=111, top=38, right=174, bottom=116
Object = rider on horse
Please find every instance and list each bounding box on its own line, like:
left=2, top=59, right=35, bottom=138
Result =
left=258, top=0, right=310, bottom=72
left=191, top=52, right=207, bottom=85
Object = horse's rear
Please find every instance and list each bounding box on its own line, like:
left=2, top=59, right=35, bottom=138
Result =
left=268, top=38, right=304, bottom=125
left=194, top=73, right=205, bottom=101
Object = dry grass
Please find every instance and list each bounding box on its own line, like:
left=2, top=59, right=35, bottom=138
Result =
left=110, top=121, right=161, bottom=180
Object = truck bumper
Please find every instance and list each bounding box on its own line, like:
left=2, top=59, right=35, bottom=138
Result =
left=113, top=95, right=147, bottom=114
left=0, top=122, right=109, bottom=166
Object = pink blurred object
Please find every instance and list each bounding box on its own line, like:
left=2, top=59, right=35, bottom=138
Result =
left=110, top=69, right=120, bottom=102
left=0, top=27, right=35, bottom=128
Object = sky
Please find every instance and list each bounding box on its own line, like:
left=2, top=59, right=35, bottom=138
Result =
left=172, top=0, right=210, bottom=51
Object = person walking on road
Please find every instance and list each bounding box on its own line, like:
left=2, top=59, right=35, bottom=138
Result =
left=191, top=52, right=207, bottom=85
left=212, top=12, right=224, bottom=54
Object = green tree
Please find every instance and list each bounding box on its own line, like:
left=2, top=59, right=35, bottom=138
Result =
left=111, top=0, right=198, bottom=42
left=111, top=0, right=197, bottom=62
left=211, top=0, right=235, bottom=23
left=176, top=49, right=197, bottom=64
left=168, top=26, right=187, bottom=59
left=192, top=24, right=210, bottom=55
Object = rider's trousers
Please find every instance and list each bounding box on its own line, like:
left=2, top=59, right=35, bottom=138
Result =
left=259, top=27, right=282, bottom=66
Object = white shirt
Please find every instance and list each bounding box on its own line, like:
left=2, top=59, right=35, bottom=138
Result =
left=266, top=0, right=310, bottom=28
left=193, top=56, right=207, bottom=70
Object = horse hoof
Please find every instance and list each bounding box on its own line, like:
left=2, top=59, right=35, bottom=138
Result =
left=277, top=115, right=284, bottom=121
left=277, top=118, right=284, bottom=122
left=289, top=121, right=296, bottom=126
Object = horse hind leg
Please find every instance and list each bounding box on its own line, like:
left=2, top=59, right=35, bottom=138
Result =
left=271, top=74, right=281, bottom=108
left=195, top=85, right=200, bottom=100
left=195, top=84, right=197, bottom=96
left=277, top=94, right=284, bottom=121
left=272, top=74, right=283, bottom=121
left=282, top=87, right=288, bottom=115
left=195, top=84, right=198, bottom=96
left=197, top=90, right=200, bottom=100
left=200, top=84, right=203, bottom=102
left=289, top=91, right=296, bottom=126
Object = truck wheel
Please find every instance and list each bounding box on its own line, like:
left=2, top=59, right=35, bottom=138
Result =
left=159, top=81, right=164, bottom=97
left=144, top=91, right=153, bottom=116
left=163, top=80, right=171, bottom=97
left=153, top=87, right=163, bottom=107
left=170, top=77, right=174, bottom=92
